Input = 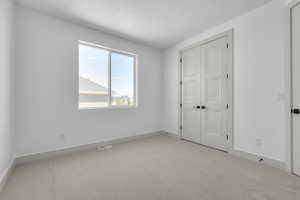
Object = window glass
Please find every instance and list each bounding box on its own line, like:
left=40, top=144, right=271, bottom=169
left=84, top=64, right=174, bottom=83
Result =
left=111, top=53, right=135, bottom=106
left=78, top=42, right=137, bottom=109
left=79, top=44, right=109, bottom=108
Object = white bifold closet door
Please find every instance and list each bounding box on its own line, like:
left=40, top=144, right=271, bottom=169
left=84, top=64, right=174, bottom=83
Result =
left=181, top=36, right=229, bottom=151
left=292, top=2, right=300, bottom=176
left=200, top=37, right=229, bottom=151
left=181, top=47, right=201, bottom=143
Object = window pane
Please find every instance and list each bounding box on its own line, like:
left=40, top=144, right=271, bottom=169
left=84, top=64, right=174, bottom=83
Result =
left=111, top=53, right=135, bottom=106
left=79, top=44, right=109, bottom=108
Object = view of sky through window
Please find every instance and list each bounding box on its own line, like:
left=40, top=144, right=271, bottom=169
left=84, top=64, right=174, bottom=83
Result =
left=79, top=43, right=135, bottom=108
left=79, top=44, right=109, bottom=89
left=111, top=53, right=134, bottom=106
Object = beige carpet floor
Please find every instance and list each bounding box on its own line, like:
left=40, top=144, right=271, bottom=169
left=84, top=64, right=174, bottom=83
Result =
left=1, top=134, right=300, bottom=200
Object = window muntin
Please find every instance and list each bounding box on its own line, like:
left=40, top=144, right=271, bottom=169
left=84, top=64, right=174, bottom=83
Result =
left=79, top=41, right=137, bottom=109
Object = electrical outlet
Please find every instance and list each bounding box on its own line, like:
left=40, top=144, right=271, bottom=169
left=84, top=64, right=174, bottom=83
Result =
left=256, top=139, right=262, bottom=147
left=58, top=133, right=66, bottom=143
left=276, top=92, right=286, bottom=101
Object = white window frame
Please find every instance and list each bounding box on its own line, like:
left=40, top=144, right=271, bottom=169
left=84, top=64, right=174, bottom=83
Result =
left=78, top=40, right=138, bottom=110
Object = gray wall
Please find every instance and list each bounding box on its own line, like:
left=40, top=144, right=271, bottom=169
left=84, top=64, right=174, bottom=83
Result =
left=15, top=5, right=163, bottom=156
left=163, top=0, right=286, bottom=162
left=0, top=0, right=15, bottom=182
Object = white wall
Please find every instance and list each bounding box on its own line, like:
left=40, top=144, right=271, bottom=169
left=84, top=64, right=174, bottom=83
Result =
left=0, top=0, right=15, bottom=183
left=15, top=5, right=163, bottom=156
left=163, top=0, right=287, bottom=162
left=286, top=0, right=300, bottom=6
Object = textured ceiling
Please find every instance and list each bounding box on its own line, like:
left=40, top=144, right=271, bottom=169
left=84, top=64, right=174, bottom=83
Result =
left=16, top=0, right=272, bottom=48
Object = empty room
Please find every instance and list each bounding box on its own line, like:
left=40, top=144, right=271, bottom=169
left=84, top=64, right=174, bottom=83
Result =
left=1, top=0, right=300, bottom=199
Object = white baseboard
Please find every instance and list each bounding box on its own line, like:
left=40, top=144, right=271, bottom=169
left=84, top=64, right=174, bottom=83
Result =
left=165, top=132, right=181, bottom=138
left=16, top=131, right=166, bottom=165
left=0, top=158, right=16, bottom=193
left=229, top=149, right=286, bottom=170
left=164, top=132, right=286, bottom=171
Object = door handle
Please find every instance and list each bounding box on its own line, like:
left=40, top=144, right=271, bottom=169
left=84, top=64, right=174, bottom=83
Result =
left=291, top=108, right=300, bottom=114
left=193, top=106, right=201, bottom=109
left=201, top=105, right=206, bottom=109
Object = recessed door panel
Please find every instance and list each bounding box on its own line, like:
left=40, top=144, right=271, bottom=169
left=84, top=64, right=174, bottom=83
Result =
left=206, top=78, right=222, bottom=105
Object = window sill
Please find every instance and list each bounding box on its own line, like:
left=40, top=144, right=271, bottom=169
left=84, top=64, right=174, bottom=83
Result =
left=78, top=105, right=138, bottom=111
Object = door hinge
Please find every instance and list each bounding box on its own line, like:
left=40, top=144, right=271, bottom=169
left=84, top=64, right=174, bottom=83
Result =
left=226, top=104, right=229, bottom=109
left=226, top=134, right=229, bottom=140
left=226, top=73, right=229, bottom=79
left=226, top=43, right=229, bottom=48
left=180, top=125, right=183, bottom=130
left=180, top=58, right=183, bottom=63
left=180, top=103, right=182, bottom=108
left=180, top=81, right=183, bottom=85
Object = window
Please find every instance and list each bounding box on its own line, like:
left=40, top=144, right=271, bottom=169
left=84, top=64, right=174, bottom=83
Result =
left=79, top=41, right=137, bottom=109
